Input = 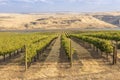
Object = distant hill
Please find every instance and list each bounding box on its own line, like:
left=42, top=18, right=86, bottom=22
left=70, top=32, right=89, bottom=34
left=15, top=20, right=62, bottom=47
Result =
left=0, top=13, right=117, bottom=30
left=85, top=12, right=120, bottom=27
left=93, top=15, right=120, bottom=27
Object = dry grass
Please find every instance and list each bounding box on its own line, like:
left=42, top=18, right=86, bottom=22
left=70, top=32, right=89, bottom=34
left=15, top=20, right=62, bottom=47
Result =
left=0, top=13, right=117, bottom=30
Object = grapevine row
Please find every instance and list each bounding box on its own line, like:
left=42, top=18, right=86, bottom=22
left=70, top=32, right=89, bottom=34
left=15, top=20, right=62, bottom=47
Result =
left=26, top=35, right=58, bottom=62
left=61, top=34, right=74, bottom=60
left=70, top=34, right=113, bottom=53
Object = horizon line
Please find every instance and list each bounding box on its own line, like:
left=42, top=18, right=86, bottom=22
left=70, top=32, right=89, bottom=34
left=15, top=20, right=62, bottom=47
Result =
left=0, top=11, right=120, bottom=14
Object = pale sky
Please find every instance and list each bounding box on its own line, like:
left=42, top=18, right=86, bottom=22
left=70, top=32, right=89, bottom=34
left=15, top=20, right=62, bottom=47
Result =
left=0, top=0, right=119, bottom=13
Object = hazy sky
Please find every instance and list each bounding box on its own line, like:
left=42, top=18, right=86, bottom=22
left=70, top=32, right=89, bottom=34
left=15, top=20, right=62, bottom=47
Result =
left=0, top=0, right=120, bottom=13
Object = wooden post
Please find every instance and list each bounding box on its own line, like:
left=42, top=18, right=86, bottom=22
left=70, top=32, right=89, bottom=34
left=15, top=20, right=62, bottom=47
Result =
left=113, top=45, right=117, bottom=65
left=3, top=54, right=5, bottom=61
left=90, top=44, right=92, bottom=49
left=24, top=45, right=27, bottom=71
left=106, top=53, right=109, bottom=60
left=16, top=50, right=18, bottom=54
left=21, top=47, right=24, bottom=53
left=97, top=48, right=99, bottom=54
left=37, top=51, right=39, bottom=60
left=9, top=53, right=11, bottom=59
left=20, top=48, right=22, bottom=53
left=93, top=45, right=95, bottom=51
left=70, top=39, right=73, bottom=67
left=34, top=56, right=37, bottom=62
left=14, top=51, right=16, bottom=56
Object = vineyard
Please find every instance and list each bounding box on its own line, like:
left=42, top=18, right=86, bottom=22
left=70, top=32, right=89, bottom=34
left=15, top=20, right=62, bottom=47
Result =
left=0, top=32, right=58, bottom=68
left=0, top=31, right=120, bottom=80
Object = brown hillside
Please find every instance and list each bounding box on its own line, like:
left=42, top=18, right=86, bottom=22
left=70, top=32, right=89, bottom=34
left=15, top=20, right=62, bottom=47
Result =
left=0, top=13, right=117, bottom=30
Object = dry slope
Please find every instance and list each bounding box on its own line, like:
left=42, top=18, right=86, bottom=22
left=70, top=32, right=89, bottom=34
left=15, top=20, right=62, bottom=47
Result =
left=0, top=13, right=117, bottom=30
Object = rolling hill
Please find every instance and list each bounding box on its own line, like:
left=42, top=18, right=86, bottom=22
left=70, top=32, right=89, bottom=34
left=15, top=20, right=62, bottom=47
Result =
left=0, top=13, right=117, bottom=30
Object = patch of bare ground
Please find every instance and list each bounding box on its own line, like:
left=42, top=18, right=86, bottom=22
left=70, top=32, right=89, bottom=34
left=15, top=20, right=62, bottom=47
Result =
left=0, top=52, right=25, bottom=80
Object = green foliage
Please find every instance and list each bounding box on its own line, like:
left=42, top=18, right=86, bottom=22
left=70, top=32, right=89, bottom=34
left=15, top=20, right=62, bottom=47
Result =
left=0, top=32, right=58, bottom=63
left=26, top=35, right=57, bottom=62
left=83, top=32, right=120, bottom=42
left=61, top=34, right=73, bottom=59
left=70, top=34, right=113, bottom=53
